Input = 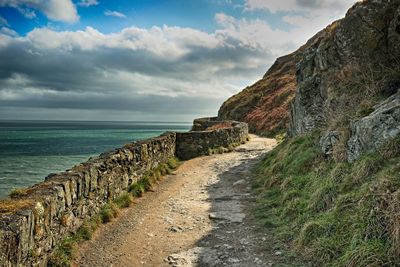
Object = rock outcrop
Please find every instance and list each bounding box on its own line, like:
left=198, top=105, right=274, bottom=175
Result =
left=220, top=0, right=400, bottom=161
left=290, top=0, right=400, bottom=135
left=289, top=0, right=400, bottom=161
left=348, top=91, right=400, bottom=162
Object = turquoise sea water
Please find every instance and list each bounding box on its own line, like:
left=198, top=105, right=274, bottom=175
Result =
left=0, top=120, right=191, bottom=199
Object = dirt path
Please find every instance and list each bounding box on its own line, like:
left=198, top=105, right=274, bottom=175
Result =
left=75, top=135, right=279, bottom=267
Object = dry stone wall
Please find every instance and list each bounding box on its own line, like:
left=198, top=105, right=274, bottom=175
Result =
left=176, top=119, right=249, bottom=160
left=191, top=117, right=221, bottom=131
left=0, top=118, right=249, bottom=266
left=0, top=132, right=176, bottom=267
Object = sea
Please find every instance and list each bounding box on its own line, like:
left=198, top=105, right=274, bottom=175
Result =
left=0, top=120, right=191, bottom=199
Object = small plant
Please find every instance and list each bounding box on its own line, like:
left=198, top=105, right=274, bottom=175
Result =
left=275, top=133, right=286, bottom=145
left=113, top=193, right=133, bottom=208
left=99, top=203, right=119, bottom=223
left=167, top=157, right=180, bottom=169
left=128, top=176, right=152, bottom=197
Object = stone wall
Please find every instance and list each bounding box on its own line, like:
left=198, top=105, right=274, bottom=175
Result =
left=176, top=119, right=249, bottom=160
left=0, top=119, right=249, bottom=266
left=0, top=132, right=176, bottom=267
left=191, top=117, right=220, bottom=131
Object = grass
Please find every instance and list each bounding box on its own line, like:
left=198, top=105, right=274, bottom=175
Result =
left=48, top=157, right=180, bottom=266
left=207, top=141, right=245, bottom=155
left=0, top=198, right=35, bottom=214
left=9, top=188, right=29, bottom=198
left=253, top=134, right=400, bottom=267
left=128, top=157, right=180, bottom=197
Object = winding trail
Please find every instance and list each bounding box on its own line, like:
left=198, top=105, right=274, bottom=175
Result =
left=74, top=135, right=278, bottom=267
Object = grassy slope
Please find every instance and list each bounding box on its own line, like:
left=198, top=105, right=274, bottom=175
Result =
left=218, top=52, right=298, bottom=137
left=253, top=135, right=400, bottom=266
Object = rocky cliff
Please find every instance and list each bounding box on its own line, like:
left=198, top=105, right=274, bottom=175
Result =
left=249, top=1, right=400, bottom=265
left=290, top=0, right=400, bottom=161
left=221, top=0, right=400, bottom=161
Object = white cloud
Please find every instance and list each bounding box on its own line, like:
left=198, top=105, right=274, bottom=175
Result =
left=215, top=13, right=298, bottom=56
left=104, top=9, right=126, bottom=18
left=241, top=0, right=358, bottom=52
left=0, top=27, right=18, bottom=37
left=244, top=0, right=355, bottom=13
left=244, top=0, right=357, bottom=30
left=0, top=22, right=276, bottom=119
left=0, top=1, right=359, bottom=120
left=78, top=0, right=98, bottom=7
left=0, top=0, right=79, bottom=23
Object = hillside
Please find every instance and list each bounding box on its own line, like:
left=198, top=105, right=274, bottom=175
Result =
left=218, top=52, right=299, bottom=136
left=220, top=0, right=400, bottom=266
left=218, top=28, right=325, bottom=137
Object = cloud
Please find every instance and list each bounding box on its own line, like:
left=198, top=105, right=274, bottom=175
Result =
left=0, top=27, right=18, bottom=37
left=0, top=22, right=276, bottom=120
left=78, top=0, right=99, bottom=7
left=0, top=1, right=356, bottom=121
left=244, top=0, right=355, bottom=13
left=104, top=10, right=126, bottom=18
left=243, top=0, right=357, bottom=49
left=0, top=0, right=79, bottom=23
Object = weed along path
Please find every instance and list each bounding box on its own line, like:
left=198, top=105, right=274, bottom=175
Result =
left=74, top=135, right=278, bottom=267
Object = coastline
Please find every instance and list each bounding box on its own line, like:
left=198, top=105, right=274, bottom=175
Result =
left=0, top=117, right=248, bottom=266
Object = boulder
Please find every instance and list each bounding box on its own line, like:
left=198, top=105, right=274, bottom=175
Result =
left=347, top=92, right=400, bottom=162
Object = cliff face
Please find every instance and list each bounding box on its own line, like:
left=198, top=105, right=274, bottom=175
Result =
left=218, top=51, right=299, bottom=136
left=289, top=0, right=400, bottom=161
left=221, top=0, right=400, bottom=160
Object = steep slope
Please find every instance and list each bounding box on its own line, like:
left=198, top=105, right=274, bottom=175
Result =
left=248, top=0, right=400, bottom=266
left=290, top=0, right=400, bottom=161
left=218, top=51, right=299, bottom=136
left=218, top=29, right=326, bottom=137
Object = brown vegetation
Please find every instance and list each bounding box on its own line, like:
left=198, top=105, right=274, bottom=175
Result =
left=205, top=122, right=233, bottom=131
left=218, top=52, right=298, bottom=136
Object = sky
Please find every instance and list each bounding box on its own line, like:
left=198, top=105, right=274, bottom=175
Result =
left=0, top=0, right=357, bottom=122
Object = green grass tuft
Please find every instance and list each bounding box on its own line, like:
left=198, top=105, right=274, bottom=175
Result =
left=113, top=193, right=133, bottom=208
left=99, top=203, right=119, bottom=223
